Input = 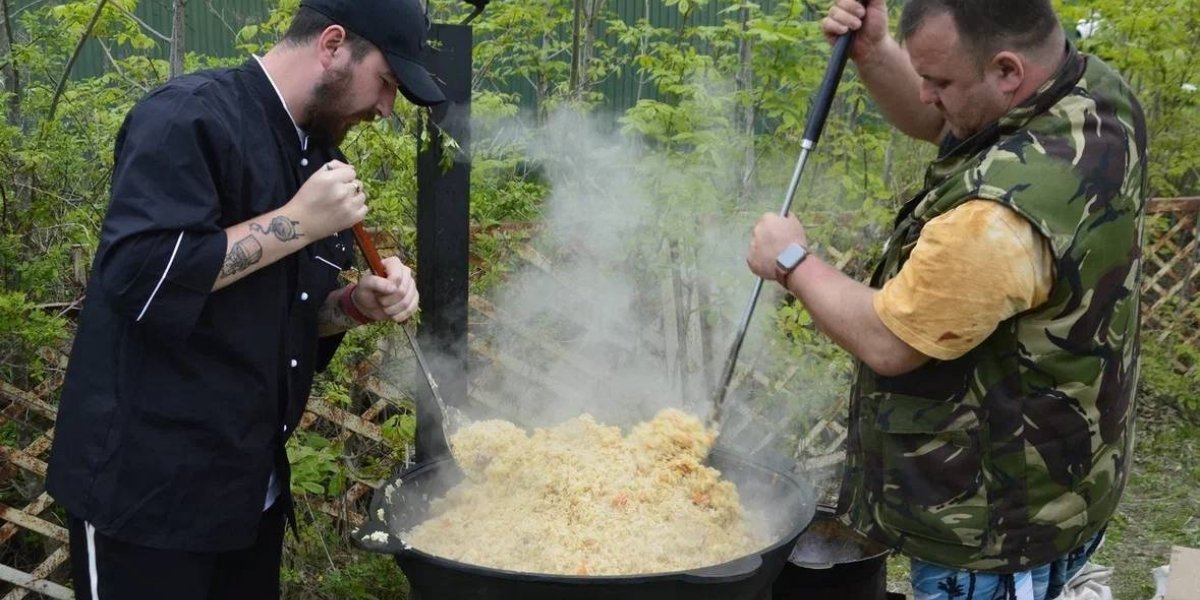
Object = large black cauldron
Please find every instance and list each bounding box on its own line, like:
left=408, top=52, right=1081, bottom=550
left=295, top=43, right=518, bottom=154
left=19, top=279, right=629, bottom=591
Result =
left=354, top=448, right=816, bottom=600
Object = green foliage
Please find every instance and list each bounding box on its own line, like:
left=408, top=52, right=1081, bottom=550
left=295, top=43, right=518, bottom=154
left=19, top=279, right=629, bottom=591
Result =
left=287, top=553, right=409, bottom=599
left=236, top=0, right=300, bottom=54
left=0, top=292, right=67, bottom=383
left=447, top=0, right=619, bottom=114
left=288, top=431, right=348, bottom=497
left=281, top=511, right=410, bottom=599
left=380, top=412, right=417, bottom=451
left=0, top=2, right=162, bottom=386
left=1055, top=0, right=1200, bottom=196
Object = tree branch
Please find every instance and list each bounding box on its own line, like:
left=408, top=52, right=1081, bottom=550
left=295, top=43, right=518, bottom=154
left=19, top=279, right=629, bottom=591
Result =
left=203, top=0, right=238, bottom=38
left=98, top=39, right=148, bottom=94
left=0, top=169, right=9, bottom=237
left=109, top=2, right=171, bottom=42
left=9, top=0, right=50, bottom=21
left=47, top=0, right=110, bottom=123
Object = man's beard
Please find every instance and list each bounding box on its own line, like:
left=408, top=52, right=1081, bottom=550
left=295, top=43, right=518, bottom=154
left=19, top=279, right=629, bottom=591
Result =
left=304, top=66, right=372, bottom=147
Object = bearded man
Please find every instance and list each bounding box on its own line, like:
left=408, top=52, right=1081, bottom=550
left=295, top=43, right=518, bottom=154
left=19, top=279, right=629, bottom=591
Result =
left=750, top=0, right=1147, bottom=598
left=46, top=1, right=441, bottom=597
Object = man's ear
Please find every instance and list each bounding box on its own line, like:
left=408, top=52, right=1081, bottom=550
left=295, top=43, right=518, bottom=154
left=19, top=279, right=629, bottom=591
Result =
left=989, top=51, right=1025, bottom=95
left=316, top=25, right=347, bottom=69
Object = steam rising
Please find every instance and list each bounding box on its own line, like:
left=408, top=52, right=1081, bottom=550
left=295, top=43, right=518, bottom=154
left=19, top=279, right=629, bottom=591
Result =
left=472, top=111, right=684, bottom=426
left=379, top=105, right=854, bottom=562
left=460, top=108, right=840, bottom=536
left=466, top=109, right=842, bottom=460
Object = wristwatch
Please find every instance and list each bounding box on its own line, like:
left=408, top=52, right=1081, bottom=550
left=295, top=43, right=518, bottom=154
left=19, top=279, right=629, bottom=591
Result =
left=774, top=242, right=808, bottom=284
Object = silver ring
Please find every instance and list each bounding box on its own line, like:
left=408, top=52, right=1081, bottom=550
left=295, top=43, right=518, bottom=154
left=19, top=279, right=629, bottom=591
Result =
left=325, top=163, right=334, bottom=171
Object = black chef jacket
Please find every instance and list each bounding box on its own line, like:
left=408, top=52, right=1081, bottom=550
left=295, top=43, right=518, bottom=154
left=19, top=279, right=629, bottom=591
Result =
left=46, top=59, right=355, bottom=552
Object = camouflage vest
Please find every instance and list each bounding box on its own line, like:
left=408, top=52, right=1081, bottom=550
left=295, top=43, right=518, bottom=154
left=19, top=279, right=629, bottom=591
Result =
left=841, top=45, right=1149, bottom=571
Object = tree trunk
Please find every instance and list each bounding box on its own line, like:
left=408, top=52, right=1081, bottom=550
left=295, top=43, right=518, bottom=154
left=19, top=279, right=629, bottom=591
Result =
left=697, top=259, right=715, bottom=391
left=569, top=0, right=582, bottom=97
left=667, top=240, right=691, bottom=404
left=635, top=0, right=649, bottom=103
left=735, top=4, right=755, bottom=206
left=1, top=0, right=20, bottom=126
left=169, top=0, right=187, bottom=79
left=576, top=0, right=606, bottom=100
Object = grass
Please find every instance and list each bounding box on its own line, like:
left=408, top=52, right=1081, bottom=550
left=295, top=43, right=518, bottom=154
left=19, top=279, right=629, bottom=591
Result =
left=886, top=397, right=1200, bottom=598
left=282, top=508, right=411, bottom=599
left=1094, top=402, right=1200, bottom=598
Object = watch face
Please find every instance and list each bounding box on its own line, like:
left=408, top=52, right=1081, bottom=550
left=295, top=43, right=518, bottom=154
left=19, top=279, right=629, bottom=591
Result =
left=776, top=243, right=808, bottom=270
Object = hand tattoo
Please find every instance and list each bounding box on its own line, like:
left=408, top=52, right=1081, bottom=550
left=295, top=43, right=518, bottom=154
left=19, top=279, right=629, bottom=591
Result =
left=318, top=293, right=362, bottom=336
left=249, top=216, right=303, bottom=242
left=220, top=236, right=264, bottom=277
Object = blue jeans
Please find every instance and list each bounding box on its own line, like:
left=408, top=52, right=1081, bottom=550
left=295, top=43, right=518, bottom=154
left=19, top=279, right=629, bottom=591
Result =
left=911, top=532, right=1103, bottom=600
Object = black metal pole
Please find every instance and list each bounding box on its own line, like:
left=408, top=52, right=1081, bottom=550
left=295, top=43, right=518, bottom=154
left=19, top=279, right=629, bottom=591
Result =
left=415, top=24, right=472, bottom=463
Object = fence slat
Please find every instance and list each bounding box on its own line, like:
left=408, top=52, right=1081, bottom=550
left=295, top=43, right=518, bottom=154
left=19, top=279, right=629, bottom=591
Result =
left=0, top=382, right=57, bottom=421
left=0, top=446, right=47, bottom=478
left=0, top=504, right=68, bottom=543
left=1147, top=197, right=1200, bottom=213
left=0, top=545, right=71, bottom=600
left=304, top=399, right=384, bottom=443
left=0, top=493, right=56, bottom=545
left=0, top=562, right=73, bottom=600
left=0, top=556, right=73, bottom=600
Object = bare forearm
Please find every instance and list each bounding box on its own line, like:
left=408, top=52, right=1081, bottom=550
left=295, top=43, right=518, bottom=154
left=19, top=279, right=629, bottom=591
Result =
left=782, top=256, right=928, bottom=376
left=213, top=209, right=310, bottom=291
left=856, top=37, right=946, bottom=144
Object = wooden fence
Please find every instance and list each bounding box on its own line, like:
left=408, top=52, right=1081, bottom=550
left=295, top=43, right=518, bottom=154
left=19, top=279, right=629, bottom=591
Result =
left=1142, top=197, right=1200, bottom=372
left=0, top=196, right=1196, bottom=597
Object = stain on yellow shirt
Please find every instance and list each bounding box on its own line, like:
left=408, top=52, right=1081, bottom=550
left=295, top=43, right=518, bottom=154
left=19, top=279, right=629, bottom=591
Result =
left=873, top=200, right=1054, bottom=361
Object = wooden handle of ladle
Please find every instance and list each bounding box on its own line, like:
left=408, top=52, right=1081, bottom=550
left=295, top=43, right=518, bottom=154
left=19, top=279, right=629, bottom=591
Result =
left=352, top=223, right=388, bottom=277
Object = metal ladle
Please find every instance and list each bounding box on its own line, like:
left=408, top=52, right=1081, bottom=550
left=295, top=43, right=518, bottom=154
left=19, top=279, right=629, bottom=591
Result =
left=351, top=224, right=470, bottom=443
left=708, top=24, right=860, bottom=428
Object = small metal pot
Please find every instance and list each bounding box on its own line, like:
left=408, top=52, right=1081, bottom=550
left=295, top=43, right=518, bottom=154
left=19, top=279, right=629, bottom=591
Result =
left=771, top=509, right=893, bottom=600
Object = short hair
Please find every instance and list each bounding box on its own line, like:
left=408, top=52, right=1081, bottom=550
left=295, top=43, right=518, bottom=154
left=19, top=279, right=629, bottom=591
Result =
left=898, top=0, right=1061, bottom=62
left=281, top=6, right=374, bottom=61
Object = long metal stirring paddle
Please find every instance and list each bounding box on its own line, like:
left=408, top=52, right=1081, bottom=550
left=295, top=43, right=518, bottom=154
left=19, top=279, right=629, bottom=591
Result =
left=351, top=224, right=468, bottom=441
left=708, top=27, right=859, bottom=428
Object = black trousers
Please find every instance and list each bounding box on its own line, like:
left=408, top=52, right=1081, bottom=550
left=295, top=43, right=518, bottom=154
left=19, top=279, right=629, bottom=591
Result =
left=67, top=500, right=287, bottom=600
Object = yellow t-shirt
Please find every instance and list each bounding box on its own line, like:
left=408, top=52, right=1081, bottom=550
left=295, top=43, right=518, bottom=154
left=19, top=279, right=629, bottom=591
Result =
left=872, top=200, right=1054, bottom=361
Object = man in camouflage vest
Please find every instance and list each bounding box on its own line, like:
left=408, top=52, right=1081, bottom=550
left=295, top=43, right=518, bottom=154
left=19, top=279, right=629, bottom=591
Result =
left=747, top=0, right=1147, bottom=598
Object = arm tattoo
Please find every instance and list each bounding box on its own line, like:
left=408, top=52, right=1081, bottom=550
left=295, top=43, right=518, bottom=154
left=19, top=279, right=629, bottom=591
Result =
left=220, top=236, right=264, bottom=278
left=249, top=216, right=303, bottom=242
left=318, top=293, right=361, bottom=336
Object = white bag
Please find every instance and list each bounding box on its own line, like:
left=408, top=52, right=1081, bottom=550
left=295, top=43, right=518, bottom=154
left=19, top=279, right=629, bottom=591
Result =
left=1150, top=565, right=1170, bottom=600
left=1057, top=563, right=1114, bottom=600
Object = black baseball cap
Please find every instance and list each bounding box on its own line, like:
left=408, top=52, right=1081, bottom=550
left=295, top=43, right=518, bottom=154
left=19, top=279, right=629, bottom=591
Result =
left=299, top=0, right=446, bottom=106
